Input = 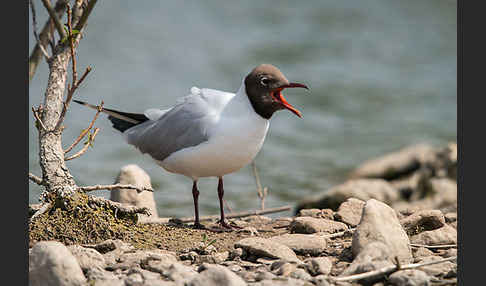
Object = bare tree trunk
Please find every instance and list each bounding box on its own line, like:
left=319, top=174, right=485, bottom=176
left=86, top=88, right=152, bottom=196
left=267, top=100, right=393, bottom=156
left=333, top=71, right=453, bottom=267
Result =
left=38, top=46, right=77, bottom=196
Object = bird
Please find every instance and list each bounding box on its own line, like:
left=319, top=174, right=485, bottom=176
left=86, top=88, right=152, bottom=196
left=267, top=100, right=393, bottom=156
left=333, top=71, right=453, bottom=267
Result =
left=74, top=64, right=308, bottom=230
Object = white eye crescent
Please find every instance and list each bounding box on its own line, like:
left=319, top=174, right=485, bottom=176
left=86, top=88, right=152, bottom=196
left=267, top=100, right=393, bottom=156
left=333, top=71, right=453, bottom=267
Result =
left=260, top=77, right=270, bottom=86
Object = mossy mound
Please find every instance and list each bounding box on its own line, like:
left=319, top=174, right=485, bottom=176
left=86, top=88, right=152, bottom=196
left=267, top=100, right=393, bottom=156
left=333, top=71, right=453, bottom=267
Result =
left=29, top=191, right=146, bottom=247
left=29, top=192, right=283, bottom=253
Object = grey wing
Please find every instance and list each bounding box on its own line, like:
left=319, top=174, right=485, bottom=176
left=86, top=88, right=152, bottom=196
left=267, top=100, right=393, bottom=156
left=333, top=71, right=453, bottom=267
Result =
left=123, top=95, right=214, bottom=162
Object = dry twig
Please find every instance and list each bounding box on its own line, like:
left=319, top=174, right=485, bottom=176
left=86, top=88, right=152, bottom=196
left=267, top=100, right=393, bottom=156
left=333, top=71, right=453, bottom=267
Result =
left=41, top=0, right=66, bottom=39
left=29, top=172, right=44, bottom=186
left=77, top=183, right=154, bottom=193
left=64, top=101, right=104, bottom=154
left=410, top=243, right=457, bottom=249
left=64, top=128, right=100, bottom=161
left=251, top=161, right=267, bottom=210
left=29, top=202, right=52, bottom=223
left=32, top=106, right=47, bottom=131
left=87, top=195, right=151, bottom=216
left=328, top=256, right=457, bottom=283
left=29, top=0, right=50, bottom=60
left=170, top=205, right=292, bottom=224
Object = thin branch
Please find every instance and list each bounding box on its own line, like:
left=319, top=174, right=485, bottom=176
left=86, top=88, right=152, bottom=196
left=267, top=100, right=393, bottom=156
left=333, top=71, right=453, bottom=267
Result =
left=55, top=66, right=92, bottom=131
left=410, top=243, right=457, bottom=249
left=77, top=183, right=154, bottom=193
left=64, top=101, right=103, bottom=154
left=29, top=202, right=52, bottom=223
left=32, top=106, right=47, bottom=131
left=64, top=127, right=99, bottom=160
left=329, top=256, right=457, bottom=283
left=30, top=0, right=50, bottom=60
left=223, top=198, right=233, bottom=214
left=41, top=0, right=66, bottom=39
left=66, top=4, right=77, bottom=85
left=170, top=205, right=292, bottom=224
left=251, top=161, right=267, bottom=210
left=87, top=195, right=152, bottom=217
left=29, top=172, right=44, bottom=185
left=74, top=0, right=98, bottom=32
left=29, top=0, right=68, bottom=81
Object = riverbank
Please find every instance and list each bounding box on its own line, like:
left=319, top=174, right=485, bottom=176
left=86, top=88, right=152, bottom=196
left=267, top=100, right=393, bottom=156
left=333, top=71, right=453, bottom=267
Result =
left=28, top=142, right=457, bottom=286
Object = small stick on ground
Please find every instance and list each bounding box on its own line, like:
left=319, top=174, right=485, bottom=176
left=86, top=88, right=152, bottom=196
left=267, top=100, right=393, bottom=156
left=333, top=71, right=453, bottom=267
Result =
left=77, top=183, right=153, bottom=193
left=169, top=205, right=292, bottom=224
left=29, top=202, right=52, bottom=223
left=87, top=196, right=151, bottom=217
left=328, top=256, right=457, bottom=283
left=410, top=243, right=457, bottom=249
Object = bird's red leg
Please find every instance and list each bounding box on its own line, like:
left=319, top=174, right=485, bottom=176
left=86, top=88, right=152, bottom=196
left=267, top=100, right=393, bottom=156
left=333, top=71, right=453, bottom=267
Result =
left=216, top=177, right=241, bottom=230
left=192, top=180, right=205, bottom=229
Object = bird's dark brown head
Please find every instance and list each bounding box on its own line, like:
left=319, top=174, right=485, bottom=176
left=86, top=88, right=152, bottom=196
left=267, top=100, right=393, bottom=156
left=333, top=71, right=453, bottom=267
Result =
left=244, top=64, right=308, bottom=119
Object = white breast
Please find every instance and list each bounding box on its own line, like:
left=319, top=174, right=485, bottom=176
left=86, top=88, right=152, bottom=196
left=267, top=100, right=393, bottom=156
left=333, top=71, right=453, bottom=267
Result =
left=159, top=84, right=270, bottom=180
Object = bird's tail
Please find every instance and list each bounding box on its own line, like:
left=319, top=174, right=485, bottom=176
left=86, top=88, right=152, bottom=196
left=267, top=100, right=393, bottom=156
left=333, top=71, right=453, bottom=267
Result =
left=73, top=100, right=149, bottom=132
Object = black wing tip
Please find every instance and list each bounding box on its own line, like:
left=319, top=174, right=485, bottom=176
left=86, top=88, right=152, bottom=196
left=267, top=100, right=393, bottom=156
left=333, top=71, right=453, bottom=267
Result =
left=73, top=99, right=86, bottom=105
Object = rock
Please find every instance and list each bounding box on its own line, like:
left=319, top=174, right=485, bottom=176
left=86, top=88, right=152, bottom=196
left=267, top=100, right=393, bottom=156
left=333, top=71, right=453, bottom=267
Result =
left=290, top=268, right=312, bottom=281
left=388, top=270, right=430, bottom=286
left=400, top=210, right=446, bottom=235
left=412, top=247, right=435, bottom=261
left=229, top=248, right=244, bottom=260
left=444, top=212, right=457, bottom=223
left=67, top=245, right=106, bottom=271
left=29, top=241, right=87, bottom=286
left=271, top=261, right=296, bottom=276
left=85, top=267, right=120, bottom=282
left=125, top=272, right=144, bottom=285
left=342, top=242, right=394, bottom=284
left=88, top=239, right=135, bottom=254
left=93, top=279, right=125, bottom=286
left=410, top=225, right=457, bottom=245
left=297, top=209, right=334, bottom=220
left=268, top=234, right=327, bottom=256
left=252, top=277, right=310, bottom=286
left=304, top=257, right=332, bottom=276
left=188, top=264, right=246, bottom=286
left=415, top=256, right=456, bottom=277
left=197, top=251, right=229, bottom=264
left=429, top=178, right=457, bottom=210
left=254, top=271, right=277, bottom=281
left=235, top=237, right=300, bottom=262
left=110, top=164, right=159, bottom=220
left=165, top=263, right=198, bottom=283
left=290, top=217, right=348, bottom=234
left=352, top=199, right=412, bottom=264
left=334, top=198, right=366, bottom=227
left=349, top=144, right=435, bottom=180
left=296, top=179, right=400, bottom=212
left=109, top=249, right=177, bottom=271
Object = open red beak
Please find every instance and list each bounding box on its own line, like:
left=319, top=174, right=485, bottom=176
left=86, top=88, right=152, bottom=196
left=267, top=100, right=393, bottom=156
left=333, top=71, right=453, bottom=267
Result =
left=271, top=82, right=308, bottom=118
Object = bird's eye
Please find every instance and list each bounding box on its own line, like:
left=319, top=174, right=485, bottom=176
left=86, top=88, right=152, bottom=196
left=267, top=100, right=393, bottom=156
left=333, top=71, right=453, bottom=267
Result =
left=260, top=77, right=270, bottom=86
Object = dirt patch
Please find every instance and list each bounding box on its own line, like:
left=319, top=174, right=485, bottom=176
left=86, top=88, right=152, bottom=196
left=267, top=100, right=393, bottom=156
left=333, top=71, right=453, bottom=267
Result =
left=29, top=192, right=286, bottom=254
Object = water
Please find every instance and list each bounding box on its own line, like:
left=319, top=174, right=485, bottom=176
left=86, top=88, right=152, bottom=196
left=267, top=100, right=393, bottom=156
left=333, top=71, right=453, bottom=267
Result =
left=29, top=1, right=456, bottom=217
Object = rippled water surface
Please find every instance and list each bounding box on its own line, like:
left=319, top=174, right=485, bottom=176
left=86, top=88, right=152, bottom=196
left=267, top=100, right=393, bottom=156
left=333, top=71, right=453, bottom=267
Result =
left=29, top=1, right=456, bottom=217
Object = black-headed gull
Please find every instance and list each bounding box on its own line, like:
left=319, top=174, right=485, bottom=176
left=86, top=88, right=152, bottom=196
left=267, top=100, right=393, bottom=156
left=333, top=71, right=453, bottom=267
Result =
left=75, top=64, right=308, bottom=230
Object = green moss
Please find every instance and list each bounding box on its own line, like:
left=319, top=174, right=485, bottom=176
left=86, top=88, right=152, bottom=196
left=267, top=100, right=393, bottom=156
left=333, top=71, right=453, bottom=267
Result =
left=29, top=192, right=285, bottom=253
